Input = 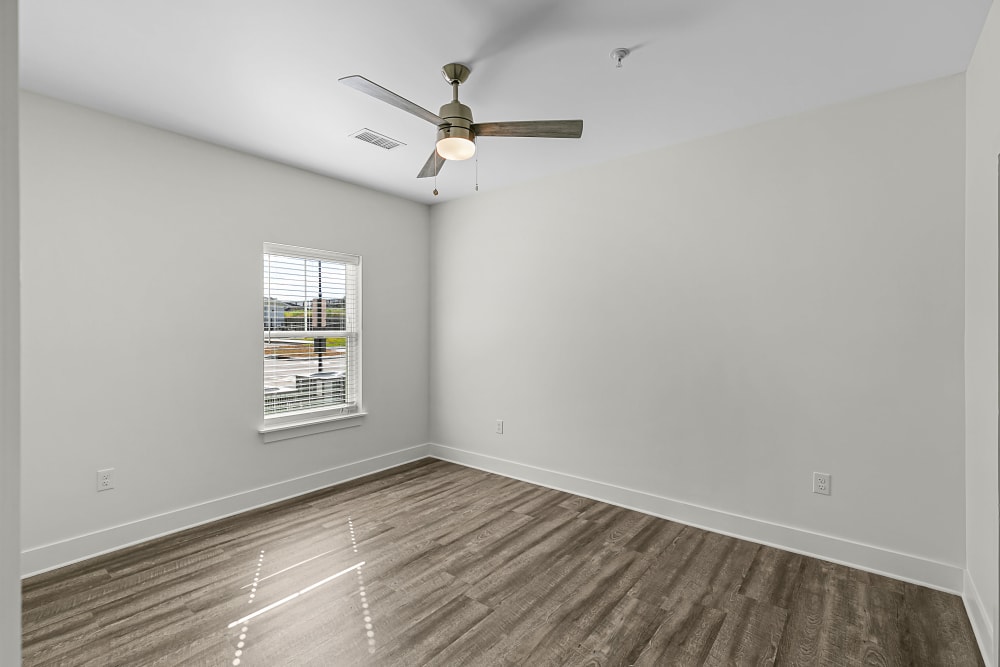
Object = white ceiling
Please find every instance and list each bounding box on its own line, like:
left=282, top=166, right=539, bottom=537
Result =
left=19, top=0, right=992, bottom=205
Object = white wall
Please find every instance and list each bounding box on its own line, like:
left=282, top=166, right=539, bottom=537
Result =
left=1, top=0, right=21, bottom=661
left=430, top=75, right=967, bottom=588
left=19, top=93, right=431, bottom=574
left=16, top=55, right=984, bottom=654
left=965, top=1, right=1000, bottom=662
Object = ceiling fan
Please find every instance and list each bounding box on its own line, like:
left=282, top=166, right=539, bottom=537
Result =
left=339, top=63, right=583, bottom=179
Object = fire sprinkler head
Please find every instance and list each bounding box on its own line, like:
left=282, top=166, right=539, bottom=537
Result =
left=610, top=48, right=630, bottom=69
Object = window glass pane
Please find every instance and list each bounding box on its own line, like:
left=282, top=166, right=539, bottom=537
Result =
left=263, top=246, right=360, bottom=420
left=263, top=255, right=348, bottom=333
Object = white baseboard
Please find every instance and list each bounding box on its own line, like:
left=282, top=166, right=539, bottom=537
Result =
left=21, top=444, right=432, bottom=578
left=428, top=443, right=966, bottom=594
left=22, top=442, right=968, bottom=599
left=965, top=570, right=996, bottom=667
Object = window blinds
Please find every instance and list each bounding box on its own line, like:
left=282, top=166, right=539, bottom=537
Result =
left=263, top=243, right=361, bottom=419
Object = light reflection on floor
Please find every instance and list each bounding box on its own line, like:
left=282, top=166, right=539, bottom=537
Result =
left=224, top=514, right=377, bottom=663
left=349, top=515, right=378, bottom=653
left=231, top=549, right=264, bottom=665
left=238, top=548, right=339, bottom=590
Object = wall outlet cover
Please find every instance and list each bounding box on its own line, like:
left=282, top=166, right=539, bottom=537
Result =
left=97, top=468, right=115, bottom=492
left=812, top=472, right=831, bottom=495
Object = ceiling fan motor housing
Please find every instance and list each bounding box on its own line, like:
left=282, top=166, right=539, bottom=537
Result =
left=437, top=100, right=475, bottom=144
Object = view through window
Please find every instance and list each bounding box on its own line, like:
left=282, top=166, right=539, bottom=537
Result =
left=263, top=243, right=361, bottom=421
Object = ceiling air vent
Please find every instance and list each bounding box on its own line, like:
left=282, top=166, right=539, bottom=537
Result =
left=350, top=128, right=406, bottom=150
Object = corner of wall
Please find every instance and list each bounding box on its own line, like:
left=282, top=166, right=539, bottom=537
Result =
left=964, top=1, right=1000, bottom=665
left=0, top=0, right=21, bottom=661
left=965, top=570, right=996, bottom=667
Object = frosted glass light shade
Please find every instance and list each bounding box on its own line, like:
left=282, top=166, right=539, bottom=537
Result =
left=436, top=136, right=476, bottom=161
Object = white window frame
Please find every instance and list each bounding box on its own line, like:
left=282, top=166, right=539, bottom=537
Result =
left=259, top=242, right=364, bottom=440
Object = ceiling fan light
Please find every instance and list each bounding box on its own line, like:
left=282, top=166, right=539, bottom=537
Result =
left=436, top=136, right=476, bottom=161
left=436, top=125, right=476, bottom=161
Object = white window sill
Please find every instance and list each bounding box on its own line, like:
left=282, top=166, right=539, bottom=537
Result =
left=259, top=411, right=367, bottom=443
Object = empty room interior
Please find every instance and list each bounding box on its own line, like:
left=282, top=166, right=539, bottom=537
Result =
left=2, top=0, right=999, bottom=665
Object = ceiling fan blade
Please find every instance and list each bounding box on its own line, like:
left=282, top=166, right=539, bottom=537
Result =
left=339, top=75, right=444, bottom=126
left=417, top=149, right=446, bottom=178
left=472, top=120, right=583, bottom=138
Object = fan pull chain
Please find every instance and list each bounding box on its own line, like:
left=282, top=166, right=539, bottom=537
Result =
left=433, top=151, right=439, bottom=196
left=475, top=153, right=479, bottom=192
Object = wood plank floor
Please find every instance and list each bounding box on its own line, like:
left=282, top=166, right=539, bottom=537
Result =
left=23, top=459, right=984, bottom=666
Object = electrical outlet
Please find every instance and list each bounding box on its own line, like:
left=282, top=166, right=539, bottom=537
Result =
left=812, top=472, right=831, bottom=495
left=495, top=419, right=503, bottom=435
left=97, top=468, right=115, bottom=492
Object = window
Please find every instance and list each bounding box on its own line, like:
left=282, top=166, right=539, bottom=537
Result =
left=263, top=243, right=361, bottom=427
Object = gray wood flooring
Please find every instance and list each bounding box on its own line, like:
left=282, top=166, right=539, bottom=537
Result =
left=22, top=459, right=984, bottom=666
